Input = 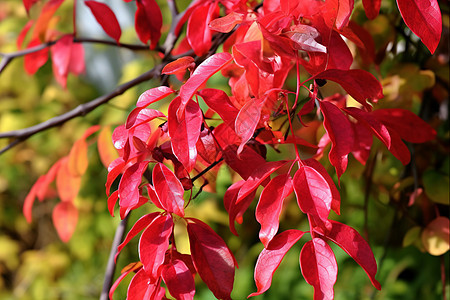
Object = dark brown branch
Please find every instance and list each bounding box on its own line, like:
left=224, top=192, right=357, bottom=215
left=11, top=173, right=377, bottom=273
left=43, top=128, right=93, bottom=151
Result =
left=99, top=213, right=130, bottom=300
left=0, top=65, right=161, bottom=155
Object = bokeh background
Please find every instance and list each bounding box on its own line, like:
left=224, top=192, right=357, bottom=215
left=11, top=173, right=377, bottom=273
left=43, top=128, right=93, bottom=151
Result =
left=0, top=0, right=448, bottom=299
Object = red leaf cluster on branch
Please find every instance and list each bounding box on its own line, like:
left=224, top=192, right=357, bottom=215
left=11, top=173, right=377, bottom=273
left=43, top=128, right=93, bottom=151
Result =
left=17, top=0, right=441, bottom=299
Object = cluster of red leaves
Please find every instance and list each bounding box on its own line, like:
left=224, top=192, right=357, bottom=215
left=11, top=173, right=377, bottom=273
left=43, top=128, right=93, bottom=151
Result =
left=21, top=0, right=441, bottom=299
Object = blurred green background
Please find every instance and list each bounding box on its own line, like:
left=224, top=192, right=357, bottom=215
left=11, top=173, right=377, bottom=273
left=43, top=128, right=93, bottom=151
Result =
left=0, top=0, right=448, bottom=299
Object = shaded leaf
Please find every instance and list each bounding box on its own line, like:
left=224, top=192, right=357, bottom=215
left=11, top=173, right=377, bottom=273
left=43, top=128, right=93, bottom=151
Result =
left=56, top=157, right=82, bottom=202
left=135, top=0, right=162, bottom=49
left=161, top=259, right=195, bottom=300
left=235, top=98, right=264, bottom=154
left=162, top=56, right=195, bottom=75
left=187, top=218, right=236, bottom=300
left=422, top=217, right=450, bottom=256
left=98, top=126, right=119, bottom=168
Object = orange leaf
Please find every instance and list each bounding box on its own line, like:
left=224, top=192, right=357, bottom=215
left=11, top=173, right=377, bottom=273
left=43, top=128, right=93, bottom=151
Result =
left=97, top=126, right=118, bottom=168
left=56, top=157, right=82, bottom=202
left=52, top=201, right=78, bottom=242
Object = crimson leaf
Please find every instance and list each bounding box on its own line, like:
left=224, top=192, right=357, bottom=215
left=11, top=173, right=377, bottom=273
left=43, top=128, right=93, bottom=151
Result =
left=85, top=1, right=121, bottom=43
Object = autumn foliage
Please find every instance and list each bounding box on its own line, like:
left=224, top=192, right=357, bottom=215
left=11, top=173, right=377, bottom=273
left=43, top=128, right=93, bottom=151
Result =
left=5, top=0, right=446, bottom=299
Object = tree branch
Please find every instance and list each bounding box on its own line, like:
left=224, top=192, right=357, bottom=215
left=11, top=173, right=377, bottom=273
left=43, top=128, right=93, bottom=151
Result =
left=99, top=213, right=130, bottom=300
left=0, top=65, right=161, bottom=155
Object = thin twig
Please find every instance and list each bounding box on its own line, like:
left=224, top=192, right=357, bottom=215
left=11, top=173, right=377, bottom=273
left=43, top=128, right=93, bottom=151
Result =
left=99, top=213, right=130, bottom=300
left=191, top=158, right=224, bottom=183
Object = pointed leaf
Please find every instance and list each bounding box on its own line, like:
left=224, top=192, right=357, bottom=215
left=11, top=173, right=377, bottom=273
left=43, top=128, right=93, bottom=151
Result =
left=56, top=158, right=82, bottom=202
left=293, top=165, right=332, bottom=222
left=320, top=101, right=354, bottom=181
left=363, top=0, right=382, bottom=19
left=85, top=0, right=122, bottom=43
left=397, top=0, right=442, bottom=54
left=162, top=56, right=195, bottom=75
left=115, top=212, right=161, bottom=262
left=118, top=161, right=150, bottom=210
left=314, top=69, right=383, bottom=109
left=186, top=3, right=218, bottom=56
left=127, top=268, right=165, bottom=300
left=23, top=176, right=45, bottom=223
left=136, top=86, right=175, bottom=108
left=109, top=262, right=142, bottom=300
left=139, top=214, right=173, bottom=279
left=24, top=39, right=49, bottom=74
left=209, top=12, right=245, bottom=33
left=236, top=160, right=289, bottom=205
left=249, top=229, right=304, bottom=297
left=319, top=220, right=381, bottom=289
left=300, top=238, right=338, bottom=300
left=235, top=98, right=264, bottom=154
left=256, top=174, right=294, bottom=247
left=152, top=163, right=185, bottom=217
left=372, top=109, right=436, bottom=143
left=187, top=219, right=236, bottom=300
left=161, top=259, right=196, bottom=300
left=303, top=159, right=340, bottom=215
left=168, top=98, right=202, bottom=172
left=180, top=52, right=233, bottom=106
left=198, top=89, right=239, bottom=124
left=52, top=201, right=78, bottom=242
left=135, top=0, right=162, bottom=49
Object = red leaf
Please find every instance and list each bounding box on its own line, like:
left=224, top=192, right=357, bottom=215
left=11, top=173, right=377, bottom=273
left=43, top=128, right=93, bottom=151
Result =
left=56, top=157, right=82, bottom=202
left=51, top=35, right=85, bottom=88
left=300, top=238, right=338, bottom=300
left=162, top=56, right=195, bottom=75
left=126, top=108, right=165, bottom=129
left=136, top=86, right=175, bottom=108
left=187, top=219, right=236, bottom=300
left=256, top=174, right=294, bottom=247
left=303, top=159, right=340, bottom=215
left=106, top=158, right=125, bottom=196
left=293, top=165, right=332, bottom=223
left=32, top=0, right=64, bottom=41
left=344, top=107, right=411, bottom=165
left=235, top=98, right=264, bottom=154
left=249, top=229, right=304, bottom=297
left=85, top=0, right=122, bottom=43
left=17, top=20, right=34, bottom=49
left=23, top=176, right=45, bottom=223
left=350, top=121, right=373, bottom=165
left=319, top=101, right=354, bottom=181
left=372, top=109, right=436, bottom=143
left=23, top=0, right=39, bottom=14
left=397, top=0, right=442, bottom=54
left=127, top=268, right=165, bottom=300
left=135, top=0, right=162, bottom=49
left=139, top=214, right=173, bottom=280
left=222, top=144, right=267, bottom=180
left=180, top=52, right=233, bottom=107
left=115, top=212, right=161, bottom=262
left=168, top=97, right=202, bottom=172
left=285, top=24, right=326, bottom=53
left=318, top=220, right=381, bottom=290
left=198, top=89, right=239, bottom=124
left=107, top=190, right=119, bottom=217
left=209, top=12, right=245, bottom=33
left=363, top=0, right=382, bottom=19
left=152, top=163, right=185, bottom=217
left=187, top=2, right=219, bottom=56
left=109, top=262, right=142, bottom=300
left=161, top=259, right=195, bottom=300
left=52, top=201, right=78, bottom=242
left=118, top=160, right=150, bottom=211
left=314, top=69, right=383, bottom=109
left=24, top=39, right=49, bottom=74
left=236, top=160, right=288, bottom=206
